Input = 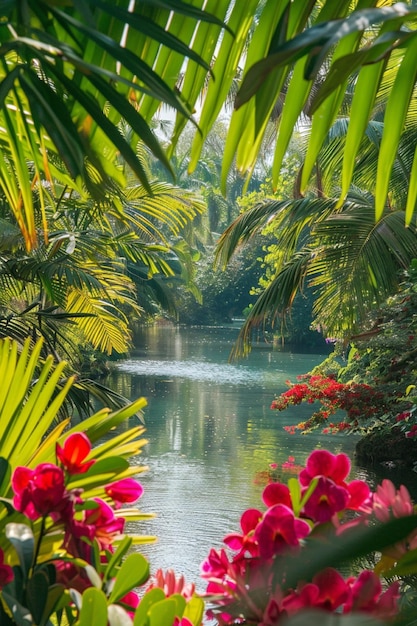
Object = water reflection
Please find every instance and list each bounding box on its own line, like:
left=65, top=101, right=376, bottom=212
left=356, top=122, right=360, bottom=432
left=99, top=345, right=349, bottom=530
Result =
left=106, top=325, right=404, bottom=589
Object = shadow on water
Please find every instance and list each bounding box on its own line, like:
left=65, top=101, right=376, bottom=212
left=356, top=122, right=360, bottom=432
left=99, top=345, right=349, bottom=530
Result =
left=106, top=324, right=416, bottom=590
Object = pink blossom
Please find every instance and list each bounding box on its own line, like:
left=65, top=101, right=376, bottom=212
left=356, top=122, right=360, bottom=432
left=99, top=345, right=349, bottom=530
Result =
left=146, top=569, right=195, bottom=600
left=12, top=463, right=66, bottom=520
left=344, top=570, right=400, bottom=617
left=302, top=476, right=349, bottom=523
left=0, top=548, right=13, bottom=589
left=299, top=450, right=350, bottom=486
left=201, top=548, right=231, bottom=580
left=254, top=504, right=310, bottom=559
left=283, top=568, right=349, bottom=614
left=224, top=508, right=262, bottom=557
left=373, top=479, right=413, bottom=522
left=105, top=478, right=144, bottom=508
left=262, top=482, right=292, bottom=509
left=84, top=498, right=125, bottom=549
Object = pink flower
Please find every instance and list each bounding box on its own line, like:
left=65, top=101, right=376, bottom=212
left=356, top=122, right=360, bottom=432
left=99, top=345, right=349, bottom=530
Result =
left=283, top=568, right=349, bottom=614
left=344, top=571, right=400, bottom=617
left=302, top=476, right=349, bottom=523
left=224, top=508, right=262, bottom=557
left=262, top=483, right=292, bottom=509
left=68, top=498, right=125, bottom=556
left=146, top=569, right=195, bottom=600
left=56, top=433, right=95, bottom=474
left=12, top=464, right=66, bottom=520
left=201, top=548, right=231, bottom=579
left=84, top=498, right=125, bottom=550
left=105, top=478, right=143, bottom=509
left=373, top=479, right=413, bottom=522
left=254, top=504, right=310, bottom=559
left=300, top=450, right=350, bottom=486
left=120, top=590, right=140, bottom=615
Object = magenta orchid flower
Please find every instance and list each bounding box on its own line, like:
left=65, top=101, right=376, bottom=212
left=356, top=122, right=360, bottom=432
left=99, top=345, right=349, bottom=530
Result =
left=299, top=450, right=350, bottom=486
left=201, top=548, right=231, bottom=579
left=12, top=463, right=66, bottom=520
left=224, top=508, right=262, bottom=557
left=84, top=498, right=125, bottom=550
left=283, top=568, right=349, bottom=614
left=302, top=476, right=350, bottom=523
left=0, top=548, right=13, bottom=589
left=344, top=570, right=400, bottom=617
left=105, top=478, right=144, bottom=508
left=262, top=482, right=292, bottom=509
left=254, top=504, right=310, bottom=559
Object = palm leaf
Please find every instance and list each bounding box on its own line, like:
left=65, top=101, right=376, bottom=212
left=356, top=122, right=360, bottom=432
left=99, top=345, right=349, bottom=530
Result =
left=309, top=205, right=417, bottom=336
left=66, top=289, right=132, bottom=355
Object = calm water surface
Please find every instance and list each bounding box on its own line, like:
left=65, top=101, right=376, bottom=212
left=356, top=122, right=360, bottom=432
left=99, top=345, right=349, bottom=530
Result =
left=107, top=325, right=413, bottom=590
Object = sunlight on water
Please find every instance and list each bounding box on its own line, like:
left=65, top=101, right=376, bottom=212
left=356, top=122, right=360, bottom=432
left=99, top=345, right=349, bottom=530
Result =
left=117, top=358, right=285, bottom=385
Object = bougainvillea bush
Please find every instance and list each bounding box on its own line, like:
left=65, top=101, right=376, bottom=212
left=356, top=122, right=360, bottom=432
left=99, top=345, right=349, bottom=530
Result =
left=270, top=267, right=417, bottom=441
left=271, top=373, right=391, bottom=435
left=201, top=450, right=417, bottom=625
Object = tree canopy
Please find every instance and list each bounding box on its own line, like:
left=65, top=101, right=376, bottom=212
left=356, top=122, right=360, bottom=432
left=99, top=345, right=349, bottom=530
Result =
left=3, top=0, right=417, bottom=251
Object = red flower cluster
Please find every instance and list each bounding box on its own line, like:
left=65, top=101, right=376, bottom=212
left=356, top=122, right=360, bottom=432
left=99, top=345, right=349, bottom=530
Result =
left=271, top=374, right=388, bottom=433
left=10, top=433, right=144, bottom=590
left=201, top=450, right=404, bottom=625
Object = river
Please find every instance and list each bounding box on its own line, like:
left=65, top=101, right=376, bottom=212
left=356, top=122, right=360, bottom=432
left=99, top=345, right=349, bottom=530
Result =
left=106, top=324, right=413, bottom=591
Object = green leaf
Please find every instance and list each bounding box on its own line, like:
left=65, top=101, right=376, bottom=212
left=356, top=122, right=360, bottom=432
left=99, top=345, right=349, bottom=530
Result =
left=133, top=588, right=165, bottom=626
left=284, top=610, right=386, bottom=626
left=384, top=546, right=417, bottom=577
left=104, top=537, right=133, bottom=582
left=281, top=514, right=417, bottom=590
left=183, top=596, right=205, bottom=626
left=148, top=598, right=177, bottom=626
left=0, top=456, right=11, bottom=494
left=76, top=588, right=108, bottom=626
left=375, top=36, right=417, bottom=219
left=80, top=456, right=130, bottom=479
left=1, top=590, right=33, bottom=626
left=168, top=594, right=186, bottom=618
left=108, top=554, right=150, bottom=604
left=85, top=565, right=103, bottom=589
left=26, top=570, right=49, bottom=624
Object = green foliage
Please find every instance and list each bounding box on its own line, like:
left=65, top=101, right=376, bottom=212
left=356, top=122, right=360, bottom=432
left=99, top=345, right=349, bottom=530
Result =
left=270, top=264, right=417, bottom=451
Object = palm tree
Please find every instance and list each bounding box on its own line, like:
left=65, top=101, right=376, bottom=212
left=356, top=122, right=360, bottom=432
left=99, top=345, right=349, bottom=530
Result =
left=6, top=1, right=417, bottom=251
left=215, top=114, right=417, bottom=356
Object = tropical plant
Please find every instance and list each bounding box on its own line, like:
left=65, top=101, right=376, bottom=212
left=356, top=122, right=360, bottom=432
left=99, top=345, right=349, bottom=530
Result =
left=0, top=336, right=205, bottom=625
left=215, top=189, right=417, bottom=357
left=267, top=263, right=417, bottom=443
left=6, top=1, right=417, bottom=251
left=201, top=448, right=417, bottom=625
left=0, top=172, right=204, bottom=354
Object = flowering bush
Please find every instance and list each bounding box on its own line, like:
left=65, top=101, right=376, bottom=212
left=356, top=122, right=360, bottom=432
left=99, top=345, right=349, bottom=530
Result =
left=0, top=431, right=204, bottom=625
left=200, top=449, right=417, bottom=625
left=271, top=374, right=391, bottom=434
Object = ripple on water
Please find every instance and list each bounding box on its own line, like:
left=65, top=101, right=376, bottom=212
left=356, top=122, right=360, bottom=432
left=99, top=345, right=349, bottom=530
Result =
left=116, top=358, right=284, bottom=386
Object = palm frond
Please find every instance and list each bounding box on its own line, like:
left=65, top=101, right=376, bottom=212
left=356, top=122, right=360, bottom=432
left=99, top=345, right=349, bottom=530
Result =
left=230, top=249, right=311, bottom=359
